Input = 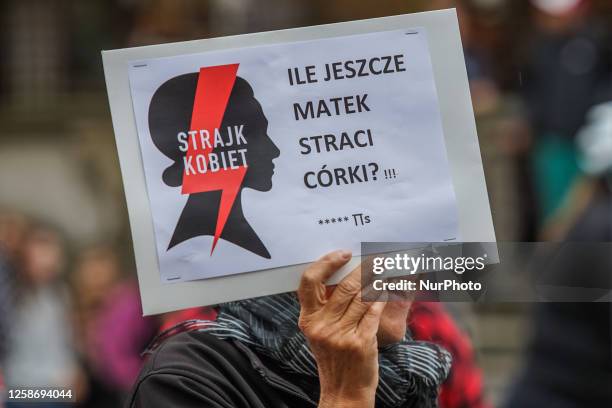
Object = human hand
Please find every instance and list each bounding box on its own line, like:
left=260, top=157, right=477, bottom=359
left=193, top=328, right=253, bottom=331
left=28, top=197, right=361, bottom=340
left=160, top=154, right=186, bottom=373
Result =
left=297, top=250, right=386, bottom=408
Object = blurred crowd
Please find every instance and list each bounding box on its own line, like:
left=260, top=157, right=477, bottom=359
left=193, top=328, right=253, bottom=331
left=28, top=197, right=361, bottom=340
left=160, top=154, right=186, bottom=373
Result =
left=0, top=213, right=216, bottom=406
left=1, top=0, right=612, bottom=406
left=0, top=214, right=147, bottom=406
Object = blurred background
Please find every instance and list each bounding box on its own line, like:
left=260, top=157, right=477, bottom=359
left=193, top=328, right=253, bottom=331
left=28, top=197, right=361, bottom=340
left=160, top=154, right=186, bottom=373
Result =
left=1, top=0, right=611, bottom=407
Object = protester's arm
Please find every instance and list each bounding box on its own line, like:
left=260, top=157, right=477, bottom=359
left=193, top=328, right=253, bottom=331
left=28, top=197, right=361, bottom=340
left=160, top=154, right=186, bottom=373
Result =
left=297, top=251, right=386, bottom=408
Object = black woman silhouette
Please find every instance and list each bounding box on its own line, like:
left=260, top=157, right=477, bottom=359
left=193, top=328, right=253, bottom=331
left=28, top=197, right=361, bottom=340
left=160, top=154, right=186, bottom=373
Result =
left=148, top=66, right=279, bottom=259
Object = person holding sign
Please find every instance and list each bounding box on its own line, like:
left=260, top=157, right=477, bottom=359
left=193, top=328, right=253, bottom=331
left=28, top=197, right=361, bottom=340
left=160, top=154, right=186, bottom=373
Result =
left=127, top=251, right=450, bottom=408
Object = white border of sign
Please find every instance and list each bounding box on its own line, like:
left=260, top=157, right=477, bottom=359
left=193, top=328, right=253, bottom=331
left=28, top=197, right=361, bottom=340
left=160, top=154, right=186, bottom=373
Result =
left=102, top=8, right=495, bottom=315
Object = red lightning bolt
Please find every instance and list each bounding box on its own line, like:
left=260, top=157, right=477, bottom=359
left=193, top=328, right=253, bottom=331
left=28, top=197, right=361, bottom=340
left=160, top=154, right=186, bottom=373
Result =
left=181, top=64, right=247, bottom=254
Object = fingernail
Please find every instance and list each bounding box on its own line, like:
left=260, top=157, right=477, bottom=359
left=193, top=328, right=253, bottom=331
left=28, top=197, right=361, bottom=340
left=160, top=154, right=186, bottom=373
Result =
left=339, top=250, right=352, bottom=260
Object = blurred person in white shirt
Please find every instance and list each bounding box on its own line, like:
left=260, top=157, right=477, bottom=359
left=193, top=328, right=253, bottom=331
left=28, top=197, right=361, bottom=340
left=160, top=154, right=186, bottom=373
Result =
left=3, top=221, right=78, bottom=390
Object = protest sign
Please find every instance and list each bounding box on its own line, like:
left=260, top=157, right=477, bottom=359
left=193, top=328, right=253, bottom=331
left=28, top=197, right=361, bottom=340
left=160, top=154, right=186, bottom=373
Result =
left=103, top=9, right=495, bottom=314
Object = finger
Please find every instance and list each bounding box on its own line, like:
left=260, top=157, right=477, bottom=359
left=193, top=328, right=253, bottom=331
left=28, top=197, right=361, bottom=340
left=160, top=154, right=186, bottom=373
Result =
left=323, top=264, right=363, bottom=317
left=341, top=283, right=385, bottom=325
left=357, top=299, right=387, bottom=337
left=340, top=293, right=373, bottom=326
left=298, top=250, right=352, bottom=314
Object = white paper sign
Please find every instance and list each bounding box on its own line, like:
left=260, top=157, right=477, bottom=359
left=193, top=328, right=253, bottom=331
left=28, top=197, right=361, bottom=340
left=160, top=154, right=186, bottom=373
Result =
left=103, top=9, right=496, bottom=314
left=128, top=28, right=459, bottom=283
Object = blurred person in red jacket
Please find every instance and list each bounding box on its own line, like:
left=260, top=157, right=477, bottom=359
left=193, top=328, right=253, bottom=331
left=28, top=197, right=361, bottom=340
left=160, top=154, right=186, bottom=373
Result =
left=411, top=302, right=489, bottom=408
